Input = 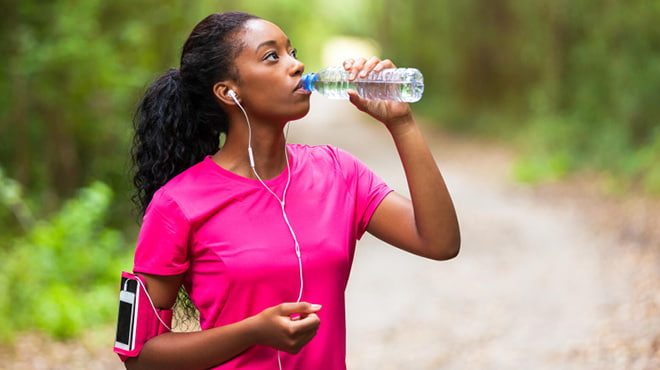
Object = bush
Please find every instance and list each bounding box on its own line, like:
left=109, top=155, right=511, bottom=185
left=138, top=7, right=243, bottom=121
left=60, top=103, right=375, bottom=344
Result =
left=0, top=181, right=133, bottom=342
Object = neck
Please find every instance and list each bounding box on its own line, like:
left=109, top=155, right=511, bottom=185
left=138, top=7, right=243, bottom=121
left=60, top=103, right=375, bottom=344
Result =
left=213, top=119, right=289, bottom=180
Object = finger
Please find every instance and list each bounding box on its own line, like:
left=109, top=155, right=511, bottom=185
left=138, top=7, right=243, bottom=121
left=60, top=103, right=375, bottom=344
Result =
left=291, top=304, right=325, bottom=321
left=285, top=324, right=320, bottom=354
left=374, top=58, right=395, bottom=73
left=342, top=58, right=355, bottom=70
left=347, top=90, right=368, bottom=112
left=349, top=57, right=367, bottom=80
left=289, top=313, right=321, bottom=337
left=358, top=56, right=381, bottom=78
left=279, top=302, right=322, bottom=316
left=299, top=313, right=321, bottom=329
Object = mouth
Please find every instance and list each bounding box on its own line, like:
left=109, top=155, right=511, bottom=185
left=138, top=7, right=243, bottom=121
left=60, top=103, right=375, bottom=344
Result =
left=293, top=79, right=304, bottom=92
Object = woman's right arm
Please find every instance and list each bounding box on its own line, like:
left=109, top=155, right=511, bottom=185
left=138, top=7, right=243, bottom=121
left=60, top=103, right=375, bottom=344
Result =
left=125, top=273, right=322, bottom=370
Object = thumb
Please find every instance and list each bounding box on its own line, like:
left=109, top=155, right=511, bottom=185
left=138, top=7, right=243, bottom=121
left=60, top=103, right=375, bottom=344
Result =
left=347, top=90, right=369, bottom=111
left=279, top=302, right=322, bottom=316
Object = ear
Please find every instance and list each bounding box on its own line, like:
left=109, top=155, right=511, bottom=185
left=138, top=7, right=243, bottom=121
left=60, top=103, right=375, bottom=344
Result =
left=213, top=82, right=240, bottom=106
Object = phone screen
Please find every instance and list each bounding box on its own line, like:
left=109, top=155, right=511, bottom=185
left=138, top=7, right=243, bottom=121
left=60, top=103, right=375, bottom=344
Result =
left=115, top=277, right=138, bottom=349
left=116, top=299, right=134, bottom=345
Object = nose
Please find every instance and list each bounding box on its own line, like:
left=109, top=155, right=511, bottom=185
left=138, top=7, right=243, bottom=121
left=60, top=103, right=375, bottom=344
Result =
left=290, top=57, right=304, bottom=76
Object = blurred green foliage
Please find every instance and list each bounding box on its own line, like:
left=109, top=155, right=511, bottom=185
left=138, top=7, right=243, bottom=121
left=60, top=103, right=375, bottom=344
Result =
left=0, top=0, right=198, bottom=222
left=0, top=0, right=658, bottom=342
left=374, top=0, right=660, bottom=192
left=0, top=177, right=132, bottom=341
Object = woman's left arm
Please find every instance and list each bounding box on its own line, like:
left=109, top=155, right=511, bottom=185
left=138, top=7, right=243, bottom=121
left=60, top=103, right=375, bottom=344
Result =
left=344, top=57, right=460, bottom=260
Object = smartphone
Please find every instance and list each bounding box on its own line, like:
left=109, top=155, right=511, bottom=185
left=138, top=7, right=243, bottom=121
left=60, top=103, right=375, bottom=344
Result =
left=115, top=276, right=139, bottom=351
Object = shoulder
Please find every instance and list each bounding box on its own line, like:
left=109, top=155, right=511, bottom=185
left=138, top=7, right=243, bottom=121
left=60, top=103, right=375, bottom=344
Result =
left=148, top=157, right=216, bottom=218
left=162, top=157, right=213, bottom=190
left=287, top=144, right=376, bottom=191
left=146, top=187, right=189, bottom=226
left=288, top=143, right=360, bottom=169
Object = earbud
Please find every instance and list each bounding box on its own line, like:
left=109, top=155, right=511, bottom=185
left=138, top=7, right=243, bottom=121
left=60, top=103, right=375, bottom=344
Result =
left=228, top=89, right=238, bottom=103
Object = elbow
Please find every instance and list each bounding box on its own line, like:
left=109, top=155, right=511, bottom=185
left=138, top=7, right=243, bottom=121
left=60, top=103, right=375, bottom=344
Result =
left=427, top=230, right=461, bottom=261
left=424, top=213, right=461, bottom=261
left=124, top=358, right=137, bottom=370
left=431, top=242, right=460, bottom=261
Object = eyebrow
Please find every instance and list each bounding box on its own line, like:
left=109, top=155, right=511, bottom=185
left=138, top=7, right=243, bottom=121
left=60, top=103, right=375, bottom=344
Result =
left=256, top=39, right=292, bottom=53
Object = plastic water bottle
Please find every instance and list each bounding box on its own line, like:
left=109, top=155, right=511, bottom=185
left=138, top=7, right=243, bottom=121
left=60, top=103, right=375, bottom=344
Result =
left=301, top=66, right=424, bottom=103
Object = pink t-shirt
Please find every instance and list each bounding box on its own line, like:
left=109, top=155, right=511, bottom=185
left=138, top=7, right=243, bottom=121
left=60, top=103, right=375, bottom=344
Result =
left=133, top=144, right=392, bottom=369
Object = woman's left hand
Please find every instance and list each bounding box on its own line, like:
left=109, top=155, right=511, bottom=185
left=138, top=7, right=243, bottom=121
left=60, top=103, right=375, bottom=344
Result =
left=343, top=57, right=414, bottom=130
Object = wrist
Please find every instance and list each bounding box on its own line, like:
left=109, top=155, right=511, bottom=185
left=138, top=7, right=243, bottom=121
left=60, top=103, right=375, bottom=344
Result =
left=243, top=313, right=266, bottom=346
left=386, top=114, right=417, bottom=137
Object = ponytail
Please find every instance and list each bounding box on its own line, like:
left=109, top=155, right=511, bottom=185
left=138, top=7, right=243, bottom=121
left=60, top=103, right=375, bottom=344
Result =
left=131, top=12, right=259, bottom=216
left=131, top=68, right=222, bottom=215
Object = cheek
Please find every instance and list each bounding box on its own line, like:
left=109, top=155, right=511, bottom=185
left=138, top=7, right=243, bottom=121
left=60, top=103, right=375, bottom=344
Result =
left=248, top=83, right=280, bottom=104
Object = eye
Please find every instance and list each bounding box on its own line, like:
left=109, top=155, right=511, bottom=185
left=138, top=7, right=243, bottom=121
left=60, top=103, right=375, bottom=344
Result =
left=290, top=48, right=298, bottom=59
left=264, top=51, right=279, bottom=61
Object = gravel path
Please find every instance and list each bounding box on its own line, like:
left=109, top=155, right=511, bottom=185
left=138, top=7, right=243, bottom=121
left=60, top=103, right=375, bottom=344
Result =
left=2, top=96, right=658, bottom=369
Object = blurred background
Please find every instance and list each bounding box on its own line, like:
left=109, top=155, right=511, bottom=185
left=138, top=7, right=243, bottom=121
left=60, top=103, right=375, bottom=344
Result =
left=0, top=0, right=658, bottom=368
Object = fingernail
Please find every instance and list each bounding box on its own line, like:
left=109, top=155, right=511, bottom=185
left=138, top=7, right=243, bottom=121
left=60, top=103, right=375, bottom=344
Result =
left=311, top=304, right=322, bottom=310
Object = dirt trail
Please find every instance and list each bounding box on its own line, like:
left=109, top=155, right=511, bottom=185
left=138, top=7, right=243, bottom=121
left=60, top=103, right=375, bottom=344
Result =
left=1, top=96, right=658, bottom=369
left=291, top=96, right=659, bottom=369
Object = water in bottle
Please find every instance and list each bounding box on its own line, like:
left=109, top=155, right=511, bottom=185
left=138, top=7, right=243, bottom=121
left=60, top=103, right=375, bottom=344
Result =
left=301, top=66, right=424, bottom=103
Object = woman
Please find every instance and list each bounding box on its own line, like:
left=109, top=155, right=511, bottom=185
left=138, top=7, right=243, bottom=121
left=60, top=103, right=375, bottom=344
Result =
left=124, top=11, right=459, bottom=370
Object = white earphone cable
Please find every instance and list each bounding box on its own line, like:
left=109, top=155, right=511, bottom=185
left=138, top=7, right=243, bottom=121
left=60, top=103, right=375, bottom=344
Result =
left=232, top=95, right=304, bottom=370
left=124, top=277, right=172, bottom=332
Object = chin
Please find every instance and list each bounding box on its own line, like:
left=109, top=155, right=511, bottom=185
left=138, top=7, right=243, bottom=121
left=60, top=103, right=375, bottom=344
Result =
left=289, top=102, right=311, bottom=121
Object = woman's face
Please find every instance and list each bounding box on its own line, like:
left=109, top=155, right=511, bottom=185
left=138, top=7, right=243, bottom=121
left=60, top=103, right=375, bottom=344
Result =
left=231, top=19, right=311, bottom=123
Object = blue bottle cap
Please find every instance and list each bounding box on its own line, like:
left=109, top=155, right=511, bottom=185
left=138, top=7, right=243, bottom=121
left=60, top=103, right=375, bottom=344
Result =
left=301, top=73, right=317, bottom=92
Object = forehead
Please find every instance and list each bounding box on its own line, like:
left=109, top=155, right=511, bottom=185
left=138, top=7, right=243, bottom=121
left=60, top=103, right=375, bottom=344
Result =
left=239, top=19, right=290, bottom=50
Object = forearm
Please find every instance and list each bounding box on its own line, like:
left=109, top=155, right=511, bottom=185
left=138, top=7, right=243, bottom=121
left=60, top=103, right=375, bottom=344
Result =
left=125, top=315, right=260, bottom=370
left=342, top=57, right=460, bottom=258
left=388, top=116, right=460, bottom=259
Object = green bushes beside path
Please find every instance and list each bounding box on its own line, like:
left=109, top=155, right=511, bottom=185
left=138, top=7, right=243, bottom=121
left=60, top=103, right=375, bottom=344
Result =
left=0, top=179, right=132, bottom=342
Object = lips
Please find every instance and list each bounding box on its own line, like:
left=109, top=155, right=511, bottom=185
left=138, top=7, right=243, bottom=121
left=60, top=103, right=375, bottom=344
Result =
left=293, top=79, right=304, bottom=92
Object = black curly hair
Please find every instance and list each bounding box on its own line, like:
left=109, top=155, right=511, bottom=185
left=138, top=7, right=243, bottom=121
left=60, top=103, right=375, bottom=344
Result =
left=131, top=11, right=259, bottom=215
left=130, top=11, right=261, bottom=329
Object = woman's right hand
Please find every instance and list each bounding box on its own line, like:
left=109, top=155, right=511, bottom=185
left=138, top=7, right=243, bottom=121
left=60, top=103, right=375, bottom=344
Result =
left=127, top=275, right=322, bottom=369
left=253, top=302, right=322, bottom=354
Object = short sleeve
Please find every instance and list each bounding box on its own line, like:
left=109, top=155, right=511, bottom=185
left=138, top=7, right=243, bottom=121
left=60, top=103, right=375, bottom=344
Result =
left=335, top=148, right=393, bottom=239
left=133, top=189, right=191, bottom=275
